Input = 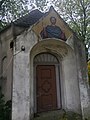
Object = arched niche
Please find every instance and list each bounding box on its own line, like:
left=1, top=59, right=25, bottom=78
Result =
left=29, top=38, right=80, bottom=115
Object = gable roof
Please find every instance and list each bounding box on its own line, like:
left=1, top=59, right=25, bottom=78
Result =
left=0, top=6, right=75, bottom=35
left=0, top=9, right=45, bottom=33
left=14, top=9, right=45, bottom=27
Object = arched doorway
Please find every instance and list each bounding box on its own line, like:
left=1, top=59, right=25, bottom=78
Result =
left=30, top=39, right=80, bottom=115
left=34, top=53, right=61, bottom=113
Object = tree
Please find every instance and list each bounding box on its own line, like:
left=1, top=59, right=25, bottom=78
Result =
left=54, top=0, right=90, bottom=59
left=0, top=0, right=29, bottom=30
left=54, top=0, right=90, bottom=45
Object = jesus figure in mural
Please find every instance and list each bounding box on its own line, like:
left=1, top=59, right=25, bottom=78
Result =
left=40, top=16, right=66, bottom=41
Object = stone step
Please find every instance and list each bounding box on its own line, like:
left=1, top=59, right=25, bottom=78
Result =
left=32, top=109, right=66, bottom=120
left=32, top=109, right=82, bottom=120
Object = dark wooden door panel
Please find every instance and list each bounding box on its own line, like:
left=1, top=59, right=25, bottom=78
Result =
left=36, top=65, right=57, bottom=112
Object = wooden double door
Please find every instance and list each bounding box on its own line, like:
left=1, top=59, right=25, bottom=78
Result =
left=36, top=65, right=59, bottom=112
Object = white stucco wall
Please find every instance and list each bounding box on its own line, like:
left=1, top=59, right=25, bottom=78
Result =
left=62, top=52, right=81, bottom=113
left=12, top=28, right=38, bottom=120
left=0, top=29, right=13, bottom=101
left=73, top=37, right=90, bottom=119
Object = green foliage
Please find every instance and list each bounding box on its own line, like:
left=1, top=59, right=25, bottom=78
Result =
left=0, top=86, right=11, bottom=120
left=0, top=0, right=29, bottom=30
left=0, top=87, right=5, bottom=120
left=56, top=0, right=90, bottom=45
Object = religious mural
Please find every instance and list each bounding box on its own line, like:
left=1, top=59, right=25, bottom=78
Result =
left=40, top=16, right=66, bottom=41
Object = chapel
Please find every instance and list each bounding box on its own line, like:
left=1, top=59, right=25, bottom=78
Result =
left=0, top=6, right=90, bottom=120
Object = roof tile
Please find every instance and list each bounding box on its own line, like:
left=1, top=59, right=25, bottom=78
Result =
left=14, top=9, right=44, bottom=27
